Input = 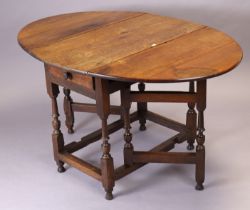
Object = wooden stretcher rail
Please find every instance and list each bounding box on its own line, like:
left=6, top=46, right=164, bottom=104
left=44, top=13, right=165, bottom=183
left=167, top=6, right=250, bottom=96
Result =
left=72, top=102, right=121, bottom=115
left=58, top=153, right=102, bottom=181
left=146, top=111, right=190, bottom=134
left=130, top=91, right=197, bottom=103
left=133, top=151, right=196, bottom=164
left=65, top=112, right=139, bottom=153
left=114, top=133, right=184, bottom=180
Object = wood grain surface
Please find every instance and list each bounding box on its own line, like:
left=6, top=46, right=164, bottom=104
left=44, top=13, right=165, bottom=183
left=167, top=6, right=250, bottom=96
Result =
left=18, top=11, right=243, bottom=82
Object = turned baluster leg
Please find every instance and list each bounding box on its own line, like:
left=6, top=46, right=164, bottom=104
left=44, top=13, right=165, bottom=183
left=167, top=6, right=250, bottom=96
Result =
left=121, top=87, right=133, bottom=167
left=47, top=82, right=66, bottom=173
left=137, top=82, right=147, bottom=131
left=100, top=120, right=114, bottom=200
left=195, top=80, right=206, bottom=190
left=186, top=81, right=197, bottom=150
left=95, top=78, right=115, bottom=200
left=63, top=88, right=74, bottom=134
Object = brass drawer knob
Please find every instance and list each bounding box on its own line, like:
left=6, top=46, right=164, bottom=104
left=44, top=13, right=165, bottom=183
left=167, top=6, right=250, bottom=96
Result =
left=63, top=72, right=72, bottom=80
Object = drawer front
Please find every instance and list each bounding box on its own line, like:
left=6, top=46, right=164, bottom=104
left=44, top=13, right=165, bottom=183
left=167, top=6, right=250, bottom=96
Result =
left=46, top=65, right=94, bottom=91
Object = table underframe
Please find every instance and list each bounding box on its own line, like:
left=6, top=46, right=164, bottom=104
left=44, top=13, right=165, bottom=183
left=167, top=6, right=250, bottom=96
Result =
left=46, top=66, right=206, bottom=200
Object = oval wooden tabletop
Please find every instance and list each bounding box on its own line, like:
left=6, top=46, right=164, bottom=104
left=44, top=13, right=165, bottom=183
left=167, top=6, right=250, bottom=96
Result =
left=18, top=11, right=243, bottom=82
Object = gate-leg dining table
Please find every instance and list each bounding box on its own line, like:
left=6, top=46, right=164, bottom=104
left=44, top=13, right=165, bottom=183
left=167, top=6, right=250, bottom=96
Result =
left=18, top=11, right=243, bottom=200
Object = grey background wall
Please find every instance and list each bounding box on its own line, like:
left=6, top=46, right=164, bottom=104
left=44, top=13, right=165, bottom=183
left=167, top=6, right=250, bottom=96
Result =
left=1, top=1, right=250, bottom=210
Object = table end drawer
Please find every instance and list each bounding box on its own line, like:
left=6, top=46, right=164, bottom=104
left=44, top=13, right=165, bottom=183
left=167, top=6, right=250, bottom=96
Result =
left=46, top=65, right=94, bottom=91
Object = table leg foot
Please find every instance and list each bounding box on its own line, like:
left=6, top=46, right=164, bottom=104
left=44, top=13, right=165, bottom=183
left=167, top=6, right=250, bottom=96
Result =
left=57, top=164, right=66, bottom=173
left=105, top=191, right=113, bottom=200
left=187, top=144, right=195, bottom=151
left=195, top=184, right=204, bottom=191
left=67, top=128, right=74, bottom=134
left=139, top=124, right=146, bottom=131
